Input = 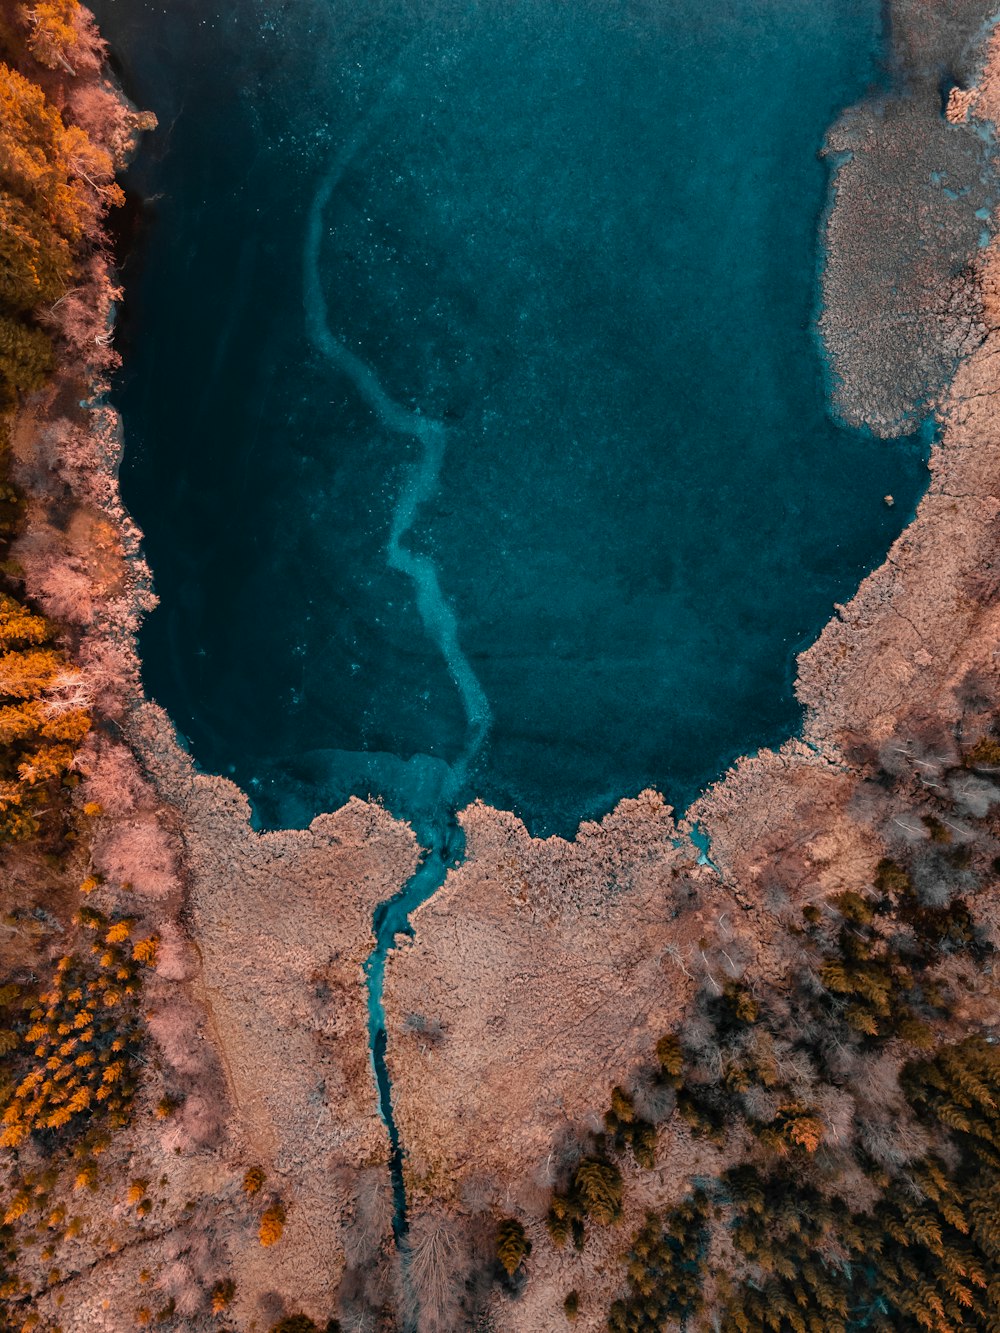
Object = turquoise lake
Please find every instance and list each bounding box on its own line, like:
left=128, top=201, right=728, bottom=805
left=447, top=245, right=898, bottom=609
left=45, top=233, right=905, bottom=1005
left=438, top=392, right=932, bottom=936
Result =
left=93, top=0, right=929, bottom=839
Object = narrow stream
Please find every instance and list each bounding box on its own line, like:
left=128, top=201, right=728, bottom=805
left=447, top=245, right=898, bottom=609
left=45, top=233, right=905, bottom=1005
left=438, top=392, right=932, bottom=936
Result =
left=305, top=145, right=492, bottom=1247
left=363, top=830, right=464, bottom=1240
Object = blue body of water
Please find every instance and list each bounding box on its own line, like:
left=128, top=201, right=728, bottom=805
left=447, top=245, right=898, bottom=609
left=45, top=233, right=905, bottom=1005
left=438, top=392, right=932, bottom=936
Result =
left=93, top=0, right=927, bottom=839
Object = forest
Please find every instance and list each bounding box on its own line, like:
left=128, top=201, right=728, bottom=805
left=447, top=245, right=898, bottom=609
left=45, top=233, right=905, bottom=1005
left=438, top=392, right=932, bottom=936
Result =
left=0, top=3, right=160, bottom=1324
left=530, top=801, right=1000, bottom=1331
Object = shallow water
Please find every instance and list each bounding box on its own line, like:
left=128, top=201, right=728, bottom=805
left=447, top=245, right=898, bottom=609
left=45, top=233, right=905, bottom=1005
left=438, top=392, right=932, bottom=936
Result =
left=94, top=0, right=927, bottom=839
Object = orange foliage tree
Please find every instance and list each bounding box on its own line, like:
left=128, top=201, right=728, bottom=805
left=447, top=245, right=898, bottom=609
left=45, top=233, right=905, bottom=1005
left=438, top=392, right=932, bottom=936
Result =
left=1, top=906, right=155, bottom=1147
left=259, top=1202, right=286, bottom=1247
left=22, top=1, right=81, bottom=74
left=0, top=591, right=90, bottom=841
left=0, top=51, right=121, bottom=407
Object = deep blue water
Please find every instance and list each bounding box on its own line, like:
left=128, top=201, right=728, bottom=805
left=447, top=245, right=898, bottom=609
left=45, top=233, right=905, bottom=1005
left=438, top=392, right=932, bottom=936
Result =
left=93, top=0, right=927, bottom=839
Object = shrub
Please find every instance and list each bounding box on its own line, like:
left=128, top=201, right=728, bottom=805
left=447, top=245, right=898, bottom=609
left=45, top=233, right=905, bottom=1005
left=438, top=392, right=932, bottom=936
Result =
left=406, top=1209, right=469, bottom=1331
left=964, top=736, right=1000, bottom=768
left=210, top=1278, right=235, bottom=1313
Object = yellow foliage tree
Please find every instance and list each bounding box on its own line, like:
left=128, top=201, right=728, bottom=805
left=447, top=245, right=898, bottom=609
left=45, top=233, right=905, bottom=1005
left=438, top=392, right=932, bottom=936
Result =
left=0, top=917, right=152, bottom=1146
left=0, top=192, right=70, bottom=312
left=259, top=1202, right=285, bottom=1247
left=496, top=1217, right=531, bottom=1276
left=0, top=592, right=89, bottom=841
left=210, top=1279, right=235, bottom=1313
left=22, top=1, right=79, bottom=74
left=0, top=62, right=90, bottom=239
left=0, top=56, right=121, bottom=405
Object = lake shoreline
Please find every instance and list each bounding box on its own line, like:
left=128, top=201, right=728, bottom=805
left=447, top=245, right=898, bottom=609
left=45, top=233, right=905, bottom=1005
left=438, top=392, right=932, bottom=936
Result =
left=7, top=0, right=1000, bottom=1327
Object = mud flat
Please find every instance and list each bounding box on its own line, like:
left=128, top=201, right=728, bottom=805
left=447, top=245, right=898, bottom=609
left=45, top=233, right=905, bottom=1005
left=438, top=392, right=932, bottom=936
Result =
left=131, top=705, right=417, bottom=1323
left=382, top=793, right=704, bottom=1199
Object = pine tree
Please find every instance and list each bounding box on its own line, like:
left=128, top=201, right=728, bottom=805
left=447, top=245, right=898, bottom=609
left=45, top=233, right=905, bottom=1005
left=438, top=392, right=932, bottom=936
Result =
left=0, top=593, right=89, bottom=841
left=496, top=1217, right=531, bottom=1277
left=572, top=1156, right=623, bottom=1226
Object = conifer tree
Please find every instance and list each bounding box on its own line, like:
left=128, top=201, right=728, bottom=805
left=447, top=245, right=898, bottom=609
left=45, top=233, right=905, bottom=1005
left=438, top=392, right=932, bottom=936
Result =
left=572, top=1156, right=623, bottom=1226
left=496, top=1217, right=531, bottom=1277
left=0, top=592, right=89, bottom=841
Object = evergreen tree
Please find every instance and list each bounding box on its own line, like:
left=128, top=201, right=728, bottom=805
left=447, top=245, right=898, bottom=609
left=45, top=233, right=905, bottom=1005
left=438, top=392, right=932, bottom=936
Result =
left=496, top=1217, right=531, bottom=1277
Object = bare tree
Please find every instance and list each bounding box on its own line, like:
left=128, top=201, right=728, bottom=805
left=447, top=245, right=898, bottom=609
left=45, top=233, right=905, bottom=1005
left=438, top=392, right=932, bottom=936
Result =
left=405, top=1208, right=470, bottom=1333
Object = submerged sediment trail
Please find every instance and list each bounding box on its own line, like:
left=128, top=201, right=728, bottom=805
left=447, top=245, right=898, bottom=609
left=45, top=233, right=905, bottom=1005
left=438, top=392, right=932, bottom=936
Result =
left=304, top=141, right=492, bottom=1250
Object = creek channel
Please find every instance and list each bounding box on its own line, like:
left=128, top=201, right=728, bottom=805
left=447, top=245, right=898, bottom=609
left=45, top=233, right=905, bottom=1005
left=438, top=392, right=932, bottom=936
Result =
left=304, top=125, right=491, bottom=1238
